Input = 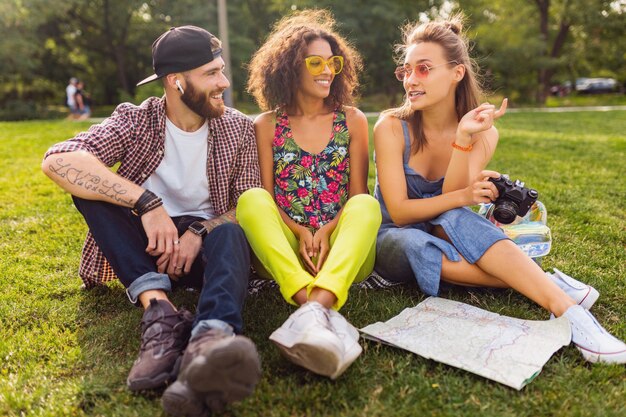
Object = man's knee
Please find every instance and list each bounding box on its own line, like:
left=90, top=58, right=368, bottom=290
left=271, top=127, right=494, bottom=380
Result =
left=209, top=222, right=245, bottom=240
left=71, top=195, right=100, bottom=217
left=204, top=223, right=249, bottom=255
left=71, top=195, right=128, bottom=222
left=202, top=223, right=251, bottom=283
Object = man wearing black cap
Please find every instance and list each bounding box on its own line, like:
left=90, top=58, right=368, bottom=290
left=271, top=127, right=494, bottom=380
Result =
left=42, top=26, right=262, bottom=415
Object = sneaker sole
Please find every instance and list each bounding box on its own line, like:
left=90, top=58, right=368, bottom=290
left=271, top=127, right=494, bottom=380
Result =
left=575, top=345, right=626, bottom=364
left=161, top=381, right=206, bottom=417
left=270, top=328, right=343, bottom=377
left=162, top=337, right=261, bottom=416
left=330, top=341, right=363, bottom=380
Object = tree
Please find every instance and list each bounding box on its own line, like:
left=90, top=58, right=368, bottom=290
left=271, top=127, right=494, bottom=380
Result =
left=1, top=0, right=624, bottom=112
left=0, top=0, right=70, bottom=95
left=252, top=0, right=438, bottom=108
left=461, top=0, right=626, bottom=104
left=55, top=0, right=175, bottom=103
left=560, top=1, right=626, bottom=88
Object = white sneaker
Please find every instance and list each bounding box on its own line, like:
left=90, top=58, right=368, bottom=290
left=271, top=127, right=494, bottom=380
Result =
left=328, top=310, right=363, bottom=379
left=548, top=268, right=599, bottom=310
left=563, top=305, right=626, bottom=364
left=269, top=302, right=344, bottom=377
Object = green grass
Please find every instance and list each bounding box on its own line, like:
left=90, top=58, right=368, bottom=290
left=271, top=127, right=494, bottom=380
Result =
left=544, top=93, right=626, bottom=108
left=1, top=111, right=625, bottom=417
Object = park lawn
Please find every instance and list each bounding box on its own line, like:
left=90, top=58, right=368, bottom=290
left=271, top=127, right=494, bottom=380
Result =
left=0, top=111, right=624, bottom=417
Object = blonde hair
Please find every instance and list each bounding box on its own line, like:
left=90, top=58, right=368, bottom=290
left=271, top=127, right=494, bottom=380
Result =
left=383, top=13, right=483, bottom=153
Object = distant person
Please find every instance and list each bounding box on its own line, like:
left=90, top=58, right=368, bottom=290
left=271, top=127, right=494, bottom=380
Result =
left=42, top=25, right=262, bottom=416
left=239, top=10, right=381, bottom=379
left=65, top=77, right=79, bottom=120
left=373, top=14, right=626, bottom=364
left=74, top=80, right=91, bottom=120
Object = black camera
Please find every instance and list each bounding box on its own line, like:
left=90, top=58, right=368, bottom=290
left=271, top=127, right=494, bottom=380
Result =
left=488, top=175, right=538, bottom=224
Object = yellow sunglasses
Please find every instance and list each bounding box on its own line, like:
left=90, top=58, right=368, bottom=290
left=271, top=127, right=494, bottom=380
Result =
left=304, top=55, right=344, bottom=76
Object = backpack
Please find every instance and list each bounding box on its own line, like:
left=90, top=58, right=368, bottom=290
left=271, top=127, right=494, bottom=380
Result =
left=478, top=200, right=552, bottom=265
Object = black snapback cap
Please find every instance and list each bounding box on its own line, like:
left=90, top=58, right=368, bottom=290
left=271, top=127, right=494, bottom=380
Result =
left=136, top=25, right=222, bottom=86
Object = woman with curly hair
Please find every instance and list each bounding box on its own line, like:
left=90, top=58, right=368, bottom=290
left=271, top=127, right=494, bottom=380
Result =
left=373, top=14, right=626, bottom=364
left=237, top=10, right=381, bottom=378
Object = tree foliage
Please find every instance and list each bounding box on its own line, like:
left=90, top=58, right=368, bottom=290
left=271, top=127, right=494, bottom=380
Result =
left=1, top=0, right=624, bottom=116
left=460, top=0, right=626, bottom=102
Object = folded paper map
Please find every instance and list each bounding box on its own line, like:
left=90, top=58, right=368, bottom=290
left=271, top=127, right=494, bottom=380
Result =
left=360, top=297, right=571, bottom=390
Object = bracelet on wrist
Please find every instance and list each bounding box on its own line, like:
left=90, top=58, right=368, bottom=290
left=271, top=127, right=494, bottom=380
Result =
left=134, top=190, right=157, bottom=210
left=132, top=190, right=163, bottom=216
left=452, top=142, right=473, bottom=152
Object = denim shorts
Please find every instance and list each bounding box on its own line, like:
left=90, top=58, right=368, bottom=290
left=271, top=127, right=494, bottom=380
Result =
left=375, top=207, right=508, bottom=296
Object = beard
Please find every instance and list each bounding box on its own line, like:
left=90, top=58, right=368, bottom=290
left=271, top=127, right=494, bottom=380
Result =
left=180, top=79, right=225, bottom=119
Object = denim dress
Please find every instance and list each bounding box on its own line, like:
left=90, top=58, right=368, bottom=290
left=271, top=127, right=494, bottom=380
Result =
left=373, top=120, right=508, bottom=296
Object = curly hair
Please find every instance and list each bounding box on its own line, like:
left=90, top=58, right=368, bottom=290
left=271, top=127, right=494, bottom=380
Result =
left=247, top=9, right=362, bottom=112
left=383, top=13, right=484, bottom=153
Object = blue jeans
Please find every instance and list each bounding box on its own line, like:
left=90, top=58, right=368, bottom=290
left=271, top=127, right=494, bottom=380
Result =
left=72, top=197, right=250, bottom=334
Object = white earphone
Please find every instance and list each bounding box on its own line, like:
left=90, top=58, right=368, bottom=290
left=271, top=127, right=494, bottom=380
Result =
left=175, top=79, right=184, bottom=94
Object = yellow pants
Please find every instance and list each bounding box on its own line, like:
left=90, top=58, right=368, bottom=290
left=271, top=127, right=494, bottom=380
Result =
left=236, top=188, right=381, bottom=310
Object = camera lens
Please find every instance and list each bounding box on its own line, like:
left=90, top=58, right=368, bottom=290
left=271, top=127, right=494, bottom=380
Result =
left=493, top=201, right=519, bottom=224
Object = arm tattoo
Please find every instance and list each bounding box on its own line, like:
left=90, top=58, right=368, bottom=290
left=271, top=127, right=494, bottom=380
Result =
left=204, top=209, right=237, bottom=233
left=48, top=157, right=134, bottom=205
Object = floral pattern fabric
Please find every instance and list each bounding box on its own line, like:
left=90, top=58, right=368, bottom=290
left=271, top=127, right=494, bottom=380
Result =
left=273, top=109, right=350, bottom=230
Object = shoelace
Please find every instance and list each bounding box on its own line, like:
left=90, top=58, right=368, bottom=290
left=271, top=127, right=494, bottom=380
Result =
left=308, top=303, right=334, bottom=331
left=573, top=310, right=608, bottom=347
left=140, top=312, right=185, bottom=351
left=573, top=324, right=592, bottom=346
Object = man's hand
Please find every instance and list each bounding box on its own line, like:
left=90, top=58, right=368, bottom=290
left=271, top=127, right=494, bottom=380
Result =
left=163, top=231, right=203, bottom=280
left=141, top=206, right=179, bottom=258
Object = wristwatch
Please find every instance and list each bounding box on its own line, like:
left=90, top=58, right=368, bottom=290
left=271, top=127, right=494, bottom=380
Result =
left=188, top=221, right=208, bottom=238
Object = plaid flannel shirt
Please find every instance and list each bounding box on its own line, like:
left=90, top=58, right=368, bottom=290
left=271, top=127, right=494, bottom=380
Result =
left=45, top=97, right=261, bottom=288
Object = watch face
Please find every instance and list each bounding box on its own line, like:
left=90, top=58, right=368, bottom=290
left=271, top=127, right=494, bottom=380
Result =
left=190, top=221, right=207, bottom=236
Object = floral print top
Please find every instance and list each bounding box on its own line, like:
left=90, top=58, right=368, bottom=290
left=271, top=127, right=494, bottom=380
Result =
left=273, top=109, right=350, bottom=230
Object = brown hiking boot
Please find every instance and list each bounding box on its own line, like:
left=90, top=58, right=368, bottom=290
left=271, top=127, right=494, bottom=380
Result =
left=127, top=298, right=194, bottom=391
left=161, top=328, right=262, bottom=416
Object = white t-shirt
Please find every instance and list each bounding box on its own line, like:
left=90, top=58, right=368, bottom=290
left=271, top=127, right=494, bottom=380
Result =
left=66, top=84, right=77, bottom=107
left=142, top=118, right=214, bottom=219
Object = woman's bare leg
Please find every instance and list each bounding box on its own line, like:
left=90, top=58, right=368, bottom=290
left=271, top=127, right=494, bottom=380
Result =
left=440, top=255, right=509, bottom=288
left=293, top=288, right=308, bottom=305
left=435, top=225, right=508, bottom=287
left=309, top=288, right=337, bottom=309
left=433, top=226, right=574, bottom=316
left=293, top=287, right=337, bottom=309
left=476, top=240, right=574, bottom=315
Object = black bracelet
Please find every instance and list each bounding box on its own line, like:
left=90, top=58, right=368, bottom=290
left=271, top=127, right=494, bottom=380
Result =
left=132, top=190, right=162, bottom=217
left=133, top=197, right=163, bottom=217
left=134, top=190, right=158, bottom=210
left=140, top=197, right=163, bottom=215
